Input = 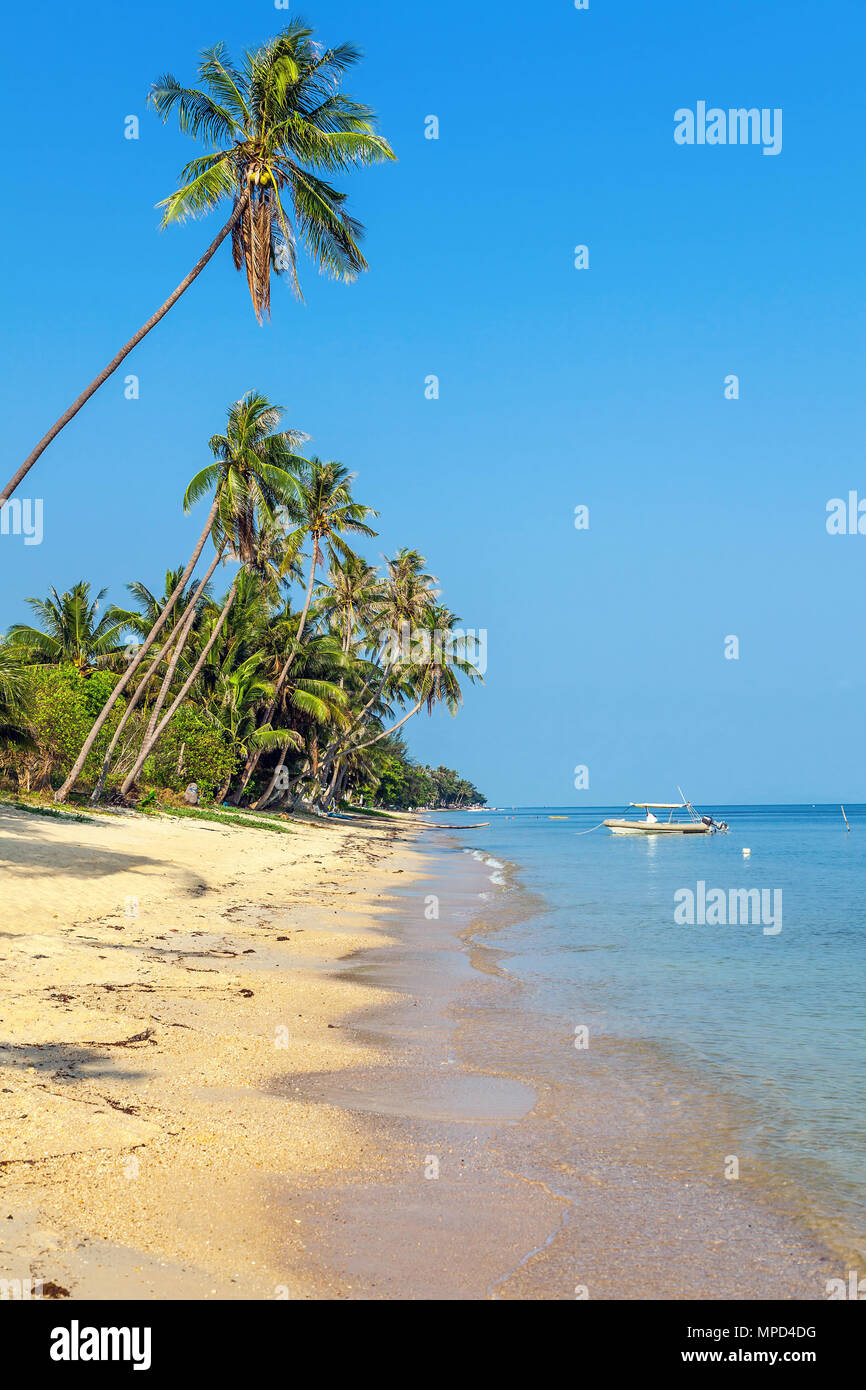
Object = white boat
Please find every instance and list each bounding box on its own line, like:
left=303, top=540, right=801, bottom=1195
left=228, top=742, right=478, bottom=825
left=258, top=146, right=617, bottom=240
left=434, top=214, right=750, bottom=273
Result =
left=604, top=794, right=727, bottom=836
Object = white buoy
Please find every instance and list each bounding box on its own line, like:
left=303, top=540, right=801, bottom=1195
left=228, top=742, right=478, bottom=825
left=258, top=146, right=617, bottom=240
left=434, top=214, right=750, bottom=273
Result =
left=742, top=847, right=751, bottom=857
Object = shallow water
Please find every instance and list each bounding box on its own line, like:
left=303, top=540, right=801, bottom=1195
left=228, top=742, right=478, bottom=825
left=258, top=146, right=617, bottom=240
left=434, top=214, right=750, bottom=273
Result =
left=431, top=804, right=866, bottom=1262
left=300, top=1069, right=536, bottom=1122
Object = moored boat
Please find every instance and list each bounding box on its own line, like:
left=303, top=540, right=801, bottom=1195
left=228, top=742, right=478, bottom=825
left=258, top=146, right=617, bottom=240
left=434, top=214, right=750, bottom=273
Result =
left=604, top=794, right=728, bottom=836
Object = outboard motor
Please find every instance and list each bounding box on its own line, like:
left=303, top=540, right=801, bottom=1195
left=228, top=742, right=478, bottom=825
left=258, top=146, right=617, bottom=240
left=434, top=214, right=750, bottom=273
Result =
left=702, top=815, right=729, bottom=834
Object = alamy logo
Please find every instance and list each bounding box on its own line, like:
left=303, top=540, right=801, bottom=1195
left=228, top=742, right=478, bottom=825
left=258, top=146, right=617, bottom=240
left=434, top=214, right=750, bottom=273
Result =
left=674, top=103, right=782, bottom=156
left=674, top=881, right=782, bottom=935
left=0, top=498, right=43, bottom=545
left=826, top=493, right=866, bottom=534
left=50, top=1320, right=152, bottom=1371
left=380, top=623, right=487, bottom=676
left=0, top=1277, right=42, bottom=1299
left=825, top=1270, right=866, bottom=1299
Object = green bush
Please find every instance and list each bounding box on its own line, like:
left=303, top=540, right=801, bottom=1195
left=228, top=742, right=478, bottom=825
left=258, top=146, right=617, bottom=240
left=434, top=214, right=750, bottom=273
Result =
left=146, top=704, right=238, bottom=803
left=22, top=664, right=125, bottom=788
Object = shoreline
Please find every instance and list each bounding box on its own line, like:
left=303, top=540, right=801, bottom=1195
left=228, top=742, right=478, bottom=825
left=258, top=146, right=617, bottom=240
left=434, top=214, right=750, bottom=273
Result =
left=0, top=805, right=846, bottom=1300
left=453, top=838, right=854, bottom=1293
left=258, top=834, right=843, bottom=1299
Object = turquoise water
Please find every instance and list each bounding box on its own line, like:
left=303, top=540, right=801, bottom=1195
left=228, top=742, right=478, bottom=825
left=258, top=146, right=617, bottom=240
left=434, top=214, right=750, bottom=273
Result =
left=432, top=804, right=866, bottom=1259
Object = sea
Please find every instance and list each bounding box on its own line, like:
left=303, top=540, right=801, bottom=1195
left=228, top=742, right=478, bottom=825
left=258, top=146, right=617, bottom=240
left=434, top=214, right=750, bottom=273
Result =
left=426, top=804, right=866, bottom=1264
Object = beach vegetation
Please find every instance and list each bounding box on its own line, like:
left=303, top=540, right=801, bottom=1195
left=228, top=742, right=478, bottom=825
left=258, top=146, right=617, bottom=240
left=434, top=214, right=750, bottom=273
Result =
left=3, top=394, right=483, bottom=815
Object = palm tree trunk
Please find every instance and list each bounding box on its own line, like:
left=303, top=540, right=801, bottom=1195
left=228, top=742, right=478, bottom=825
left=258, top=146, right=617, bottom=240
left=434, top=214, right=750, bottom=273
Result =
left=320, top=758, right=342, bottom=809
left=319, top=657, right=395, bottom=773
left=89, top=549, right=223, bottom=801
left=140, top=582, right=202, bottom=749
left=333, top=765, right=348, bottom=807
left=251, top=741, right=291, bottom=811
left=234, top=545, right=319, bottom=801
left=316, top=748, right=336, bottom=791
left=315, top=624, right=353, bottom=801
left=54, top=500, right=222, bottom=802
left=3, top=196, right=249, bottom=509
left=273, top=763, right=310, bottom=810
left=121, top=577, right=240, bottom=796
left=290, top=778, right=316, bottom=812
left=349, top=698, right=425, bottom=754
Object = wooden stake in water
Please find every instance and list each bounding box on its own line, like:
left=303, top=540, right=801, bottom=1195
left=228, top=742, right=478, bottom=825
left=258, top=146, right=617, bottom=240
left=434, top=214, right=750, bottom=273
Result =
left=841, top=804, right=851, bottom=833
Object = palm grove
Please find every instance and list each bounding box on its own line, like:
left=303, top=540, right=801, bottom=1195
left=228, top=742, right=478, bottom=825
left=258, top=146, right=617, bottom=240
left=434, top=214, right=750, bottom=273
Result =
left=0, top=23, right=483, bottom=814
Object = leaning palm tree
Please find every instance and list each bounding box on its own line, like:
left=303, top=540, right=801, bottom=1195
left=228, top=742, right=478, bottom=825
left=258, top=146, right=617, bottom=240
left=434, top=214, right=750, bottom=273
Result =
left=56, top=392, right=306, bottom=802
left=114, top=568, right=192, bottom=645
left=53, top=467, right=237, bottom=803
left=118, top=397, right=304, bottom=797
left=341, top=603, right=480, bottom=760
left=9, top=583, right=129, bottom=675
left=119, top=582, right=242, bottom=797
left=278, top=458, right=377, bottom=651
left=313, top=575, right=462, bottom=810
left=235, top=457, right=376, bottom=804
left=192, top=562, right=272, bottom=706
left=131, top=397, right=306, bottom=761
left=323, top=548, right=438, bottom=759
left=2, top=20, right=395, bottom=507
left=88, top=567, right=217, bottom=804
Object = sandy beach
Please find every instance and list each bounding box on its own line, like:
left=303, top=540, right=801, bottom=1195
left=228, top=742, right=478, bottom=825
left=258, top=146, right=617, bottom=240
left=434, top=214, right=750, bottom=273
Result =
left=0, top=802, right=427, bottom=1298
left=0, top=803, right=841, bottom=1300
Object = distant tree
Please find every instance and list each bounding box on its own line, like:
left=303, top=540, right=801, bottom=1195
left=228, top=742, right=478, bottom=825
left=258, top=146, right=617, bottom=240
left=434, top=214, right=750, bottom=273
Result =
left=9, top=583, right=128, bottom=675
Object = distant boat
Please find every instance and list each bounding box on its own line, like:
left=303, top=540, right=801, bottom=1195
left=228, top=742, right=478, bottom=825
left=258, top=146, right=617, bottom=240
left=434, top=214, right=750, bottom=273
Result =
left=604, top=793, right=728, bottom=837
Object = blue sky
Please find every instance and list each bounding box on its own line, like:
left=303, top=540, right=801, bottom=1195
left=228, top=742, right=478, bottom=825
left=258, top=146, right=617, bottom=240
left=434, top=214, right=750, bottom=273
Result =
left=2, top=0, right=865, bottom=804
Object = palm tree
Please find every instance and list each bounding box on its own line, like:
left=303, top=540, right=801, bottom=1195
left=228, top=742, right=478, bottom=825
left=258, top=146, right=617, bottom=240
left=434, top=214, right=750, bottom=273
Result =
left=0, top=643, right=34, bottom=753
left=279, top=458, right=377, bottom=647
left=284, top=554, right=452, bottom=811
left=2, top=20, right=395, bottom=507
left=296, top=553, right=379, bottom=804
left=204, top=654, right=300, bottom=802
left=192, top=563, right=271, bottom=705
left=118, top=395, right=305, bottom=796
left=318, top=549, right=437, bottom=777
left=115, top=568, right=192, bottom=645
left=317, top=552, right=381, bottom=656
left=56, top=392, right=306, bottom=802
left=249, top=629, right=350, bottom=809
left=54, top=497, right=226, bottom=801
left=236, top=457, right=376, bottom=804
left=191, top=393, right=311, bottom=571
left=87, top=566, right=218, bottom=803
left=119, top=580, right=241, bottom=797
left=368, top=548, right=438, bottom=633
left=9, top=583, right=129, bottom=675
left=338, top=603, right=480, bottom=766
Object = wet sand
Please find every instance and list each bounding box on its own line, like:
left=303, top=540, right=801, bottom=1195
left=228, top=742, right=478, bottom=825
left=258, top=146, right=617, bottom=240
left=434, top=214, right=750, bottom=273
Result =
left=270, top=846, right=842, bottom=1299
